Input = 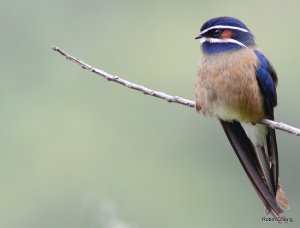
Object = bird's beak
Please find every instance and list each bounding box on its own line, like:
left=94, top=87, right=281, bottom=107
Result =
left=195, top=34, right=202, bottom=40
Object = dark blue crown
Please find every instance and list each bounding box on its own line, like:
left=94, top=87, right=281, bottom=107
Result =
left=200, top=16, right=251, bottom=33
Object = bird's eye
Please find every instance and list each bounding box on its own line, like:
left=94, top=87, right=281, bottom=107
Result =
left=213, top=29, right=222, bottom=37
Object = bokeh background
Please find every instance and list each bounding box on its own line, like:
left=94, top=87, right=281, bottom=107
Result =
left=1, top=0, right=299, bottom=227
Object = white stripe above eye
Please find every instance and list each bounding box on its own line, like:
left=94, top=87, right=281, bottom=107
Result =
left=200, top=37, right=248, bottom=48
left=200, top=25, right=249, bottom=35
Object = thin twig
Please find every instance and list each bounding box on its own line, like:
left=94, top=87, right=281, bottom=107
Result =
left=51, top=46, right=300, bottom=136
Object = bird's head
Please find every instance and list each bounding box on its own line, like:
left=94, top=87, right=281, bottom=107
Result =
left=195, top=17, right=255, bottom=54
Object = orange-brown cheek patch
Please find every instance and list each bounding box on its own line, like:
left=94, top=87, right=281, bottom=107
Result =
left=221, top=30, right=233, bottom=39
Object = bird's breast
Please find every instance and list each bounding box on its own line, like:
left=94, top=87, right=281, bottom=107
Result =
left=195, top=48, right=265, bottom=122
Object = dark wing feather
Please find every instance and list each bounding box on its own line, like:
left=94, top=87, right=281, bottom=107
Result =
left=219, top=120, right=283, bottom=216
left=254, top=50, right=279, bottom=191
left=267, top=128, right=279, bottom=193
left=254, top=50, right=277, bottom=118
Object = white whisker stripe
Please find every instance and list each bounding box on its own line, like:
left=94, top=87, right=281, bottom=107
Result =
left=200, top=25, right=249, bottom=35
left=200, top=37, right=248, bottom=48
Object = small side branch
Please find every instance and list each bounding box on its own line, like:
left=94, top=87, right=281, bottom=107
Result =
left=52, top=46, right=300, bottom=136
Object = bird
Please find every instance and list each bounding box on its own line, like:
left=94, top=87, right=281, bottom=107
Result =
left=194, top=16, right=289, bottom=218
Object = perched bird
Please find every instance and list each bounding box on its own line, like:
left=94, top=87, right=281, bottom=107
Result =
left=195, top=16, right=289, bottom=218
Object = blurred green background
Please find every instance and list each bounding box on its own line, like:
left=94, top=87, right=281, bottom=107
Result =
left=1, top=0, right=299, bottom=227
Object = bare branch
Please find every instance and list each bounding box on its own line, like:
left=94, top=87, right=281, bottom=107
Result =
left=52, top=46, right=194, bottom=108
left=51, top=46, right=300, bottom=137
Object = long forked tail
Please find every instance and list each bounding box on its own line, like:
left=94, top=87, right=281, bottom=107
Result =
left=219, top=120, right=288, bottom=218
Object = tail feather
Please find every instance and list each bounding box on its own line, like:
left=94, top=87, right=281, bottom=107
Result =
left=276, top=180, right=289, bottom=211
left=255, top=146, right=275, bottom=195
left=219, top=120, right=285, bottom=217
